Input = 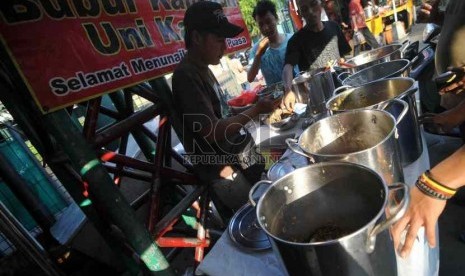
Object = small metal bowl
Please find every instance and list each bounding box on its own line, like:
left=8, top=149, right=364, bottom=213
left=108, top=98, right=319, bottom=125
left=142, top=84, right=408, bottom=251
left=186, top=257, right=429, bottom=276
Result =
left=257, top=82, right=284, bottom=99
left=263, top=112, right=299, bottom=131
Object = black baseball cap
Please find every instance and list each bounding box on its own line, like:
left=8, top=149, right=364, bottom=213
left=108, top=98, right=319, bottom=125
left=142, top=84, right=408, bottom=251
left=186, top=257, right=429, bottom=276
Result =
left=184, top=1, right=244, bottom=38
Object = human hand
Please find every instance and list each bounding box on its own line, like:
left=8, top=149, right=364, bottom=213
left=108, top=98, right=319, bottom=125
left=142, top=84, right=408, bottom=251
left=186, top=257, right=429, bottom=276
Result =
left=280, top=91, right=296, bottom=112
left=437, top=66, right=465, bottom=95
left=257, top=37, right=270, bottom=56
left=419, top=110, right=464, bottom=134
left=416, top=0, right=440, bottom=24
left=391, top=186, right=446, bottom=258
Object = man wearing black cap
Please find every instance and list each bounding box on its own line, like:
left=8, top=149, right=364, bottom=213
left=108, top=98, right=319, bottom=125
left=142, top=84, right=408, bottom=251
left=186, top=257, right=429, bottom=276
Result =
left=172, top=1, right=280, bottom=214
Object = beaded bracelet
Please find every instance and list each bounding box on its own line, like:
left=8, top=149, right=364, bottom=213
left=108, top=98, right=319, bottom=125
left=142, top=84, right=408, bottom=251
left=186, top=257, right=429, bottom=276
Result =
left=424, top=170, right=457, bottom=195
left=415, top=170, right=457, bottom=200
left=415, top=179, right=451, bottom=200
left=419, top=174, right=454, bottom=198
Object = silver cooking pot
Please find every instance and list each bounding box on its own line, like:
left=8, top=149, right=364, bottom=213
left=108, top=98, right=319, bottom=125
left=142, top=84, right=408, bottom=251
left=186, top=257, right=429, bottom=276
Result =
left=327, top=77, right=422, bottom=165
left=292, top=69, right=335, bottom=116
left=249, top=162, right=409, bottom=276
left=286, top=109, right=404, bottom=184
left=338, top=59, right=411, bottom=87
left=337, top=42, right=410, bottom=74
left=292, top=72, right=311, bottom=104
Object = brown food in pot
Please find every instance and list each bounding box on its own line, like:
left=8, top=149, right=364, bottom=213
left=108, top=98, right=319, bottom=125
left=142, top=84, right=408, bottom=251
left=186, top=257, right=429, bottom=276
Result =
left=308, top=224, right=351, bottom=242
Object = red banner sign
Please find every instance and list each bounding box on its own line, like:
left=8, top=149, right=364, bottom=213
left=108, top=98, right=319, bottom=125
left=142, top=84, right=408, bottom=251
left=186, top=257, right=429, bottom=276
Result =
left=0, top=0, right=251, bottom=113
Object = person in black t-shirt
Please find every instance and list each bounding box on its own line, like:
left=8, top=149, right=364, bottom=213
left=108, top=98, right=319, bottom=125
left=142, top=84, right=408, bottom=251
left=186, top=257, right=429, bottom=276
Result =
left=281, top=0, right=351, bottom=111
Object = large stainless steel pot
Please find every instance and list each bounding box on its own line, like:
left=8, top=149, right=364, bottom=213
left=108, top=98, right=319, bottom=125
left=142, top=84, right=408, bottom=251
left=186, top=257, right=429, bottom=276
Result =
left=286, top=109, right=404, bottom=184
left=338, top=59, right=411, bottom=87
left=307, top=70, right=335, bottom=115
left=327, top=77, right=422, bottom=165
left=291, top=72, right=311, bottom=104
left=338, top=42, right=409, bottom=74
left=249, top=162, right=409, bottom=276
left=292, top=69, right=335, bottom=116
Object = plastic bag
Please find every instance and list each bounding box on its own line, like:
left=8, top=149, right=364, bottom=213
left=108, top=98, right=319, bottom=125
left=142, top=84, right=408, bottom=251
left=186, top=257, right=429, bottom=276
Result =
left=227, top=85, right=263, bottom=107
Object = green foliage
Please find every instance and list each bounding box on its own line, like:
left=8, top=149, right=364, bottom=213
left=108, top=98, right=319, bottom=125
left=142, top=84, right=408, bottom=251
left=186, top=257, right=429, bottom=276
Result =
left=237, top=0, right=258, bottom=37
left=238, top=0, right=281, bottom=38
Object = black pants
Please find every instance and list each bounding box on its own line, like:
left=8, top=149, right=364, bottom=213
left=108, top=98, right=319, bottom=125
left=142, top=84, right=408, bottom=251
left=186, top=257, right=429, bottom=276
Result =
left=207, top=163, right=265, bottom=218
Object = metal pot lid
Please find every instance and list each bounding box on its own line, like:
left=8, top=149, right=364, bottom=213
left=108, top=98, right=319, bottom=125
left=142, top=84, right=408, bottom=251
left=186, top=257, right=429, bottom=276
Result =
left=228, top=202, right=271, bottom=251
left=267, top=152, right=310, bottom=182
